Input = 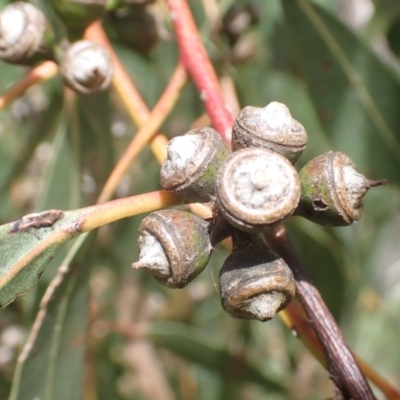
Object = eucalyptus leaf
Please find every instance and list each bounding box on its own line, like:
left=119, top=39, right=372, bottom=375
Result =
left=9, top=92, right=114, bottom=400
left=9, top=234, right=94, bottom=400
left=0, top=209, right=82, bottom=308
left=283, top=0, right=400, bottom=183
left=0, top=89, right=62, bottom=196
left=145, top=321, right=286, bottom=392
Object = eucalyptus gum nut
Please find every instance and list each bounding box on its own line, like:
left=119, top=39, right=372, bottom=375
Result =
left=232, top=102, right=308, bottom=163
left=219, top=232, right=295, bottom=321
left=160, top=127, right=231, bottom=202
left=216, top=148, right=301, bottom=232
left=132, top=210, right=212, bottom=288
left=60, top=40, right=113, bottom=95
left=106, top=7, right=158, bottom=55
left=297, top=151, right=387, bottom=226
left=0, top=2, right=52, bottom=65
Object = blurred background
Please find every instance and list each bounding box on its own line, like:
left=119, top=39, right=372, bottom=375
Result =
left=0, top=0, right=399, bottom=399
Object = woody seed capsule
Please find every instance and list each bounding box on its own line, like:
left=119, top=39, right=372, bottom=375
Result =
left=219, top=230, right=295, bottom=321
left=297, top=151, right=387, bottom=226
left=0, top=2, right=52, bottom=65
left=232, top=101, right=308, bottom=163
left=216, top=147, right=301, bottom=232
left=60, top=40, right=113, bottom=95
left=160, top=127, right=231, bottom=202
left=133, top=210, right=212, bottom=288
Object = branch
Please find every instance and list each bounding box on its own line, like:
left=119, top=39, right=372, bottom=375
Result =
left=167, top=1, right=377, bottom=398
left=264, top=227, right=375, bottom=400
left=167, top=0, right=234, bottom=142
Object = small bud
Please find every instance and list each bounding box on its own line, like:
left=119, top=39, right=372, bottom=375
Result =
left=133, top=210, right=212, bottom=288
left=160, top=127, right=231, bottom=202
left=219, top=230, right=295, bottom=322
left=222, top=3, right=260, bottom=46
left=0, top=2, right=53, bottom=65
left=106, top=7, right=158, bottom=55
left=232, top=102, right=308, bottom=163
left=60, top=40, right=113, bottom=95
left=297, top=151, right=387, bottom=226
left=216, top=147, right=301, bottom=232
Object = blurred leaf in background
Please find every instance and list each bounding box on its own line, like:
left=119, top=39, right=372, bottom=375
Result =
left=0, top=0, right=398, bottom=399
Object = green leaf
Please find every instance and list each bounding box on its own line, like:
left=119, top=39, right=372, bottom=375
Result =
left=145, top=321, right=286, bottom=392
left=0, top=209, right=82, bottom=308
left=283, top=0, right=400, bottom=183
left=9, top=234, right=94, bottom=400
left=30, top=101, right=82, bottom=309
left=0, top=89, right=62, bottom=196
left=287, top=218, right=347, bottom=317
left=9, top=91, right=115, bottom=400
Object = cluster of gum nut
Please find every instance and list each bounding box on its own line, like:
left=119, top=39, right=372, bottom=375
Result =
left=0, top=2, right=114, bottom=94
left=0, top=4, right=384, bottom=322
left=133, top=101, right=386, bottom=322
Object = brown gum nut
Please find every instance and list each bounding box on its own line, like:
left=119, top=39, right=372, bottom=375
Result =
left=333, top=152, right=368, bottom=223
left=160, top=127, right=231, bottom=202
left=133, top=210, right=212, bottom=288
left=0, top=2, right=46, bottom=64
left=232, top=102, right=308, bottom=163
left=216, top=147, right=301, bottom=232
left=60, top=40, right=113, bottom=95
left=219, top=238, right=296, bottom=322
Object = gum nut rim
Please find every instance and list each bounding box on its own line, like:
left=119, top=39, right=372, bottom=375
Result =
left=160, top=127, right=222, bottom=190
left=331, top=152, right=366, bottom=223
left=216, top=147, right=301, bottom=230
left=234, top=103, right=307, bottom=148
left=61, top=40, right=113, bottom=94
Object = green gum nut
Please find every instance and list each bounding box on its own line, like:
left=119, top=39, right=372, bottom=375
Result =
left=297, top=151, right=386, bottom=226
left=132, top=210, right=213, bottom=288
left=105, top=6, right=158, bottom=55
left=160, top=127, right=231, bottom=203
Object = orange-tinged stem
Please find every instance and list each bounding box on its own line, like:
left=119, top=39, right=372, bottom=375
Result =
left=97, top=62, right=187, bottom=203
left=80, top=190, right=181, bottom=232
left=0, top=61, right=58, bottom=111
left=84, top=21, right=168, bottom=162
left=85, top=21, right=150, bottom=124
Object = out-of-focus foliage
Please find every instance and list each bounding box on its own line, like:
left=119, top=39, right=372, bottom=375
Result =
left=0, top=0, right=398, bottom=399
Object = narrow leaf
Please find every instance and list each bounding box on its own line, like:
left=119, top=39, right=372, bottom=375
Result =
left=9, top=234, right=94, bottom=400
left=283, top=0, right=400, bottom=183
left=145, top=321, right=286, bottom=391
left=0, top=209, right=82, bottom=308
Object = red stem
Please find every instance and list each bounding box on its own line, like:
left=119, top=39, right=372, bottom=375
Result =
left=167, top=0, right=233, bottom=143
